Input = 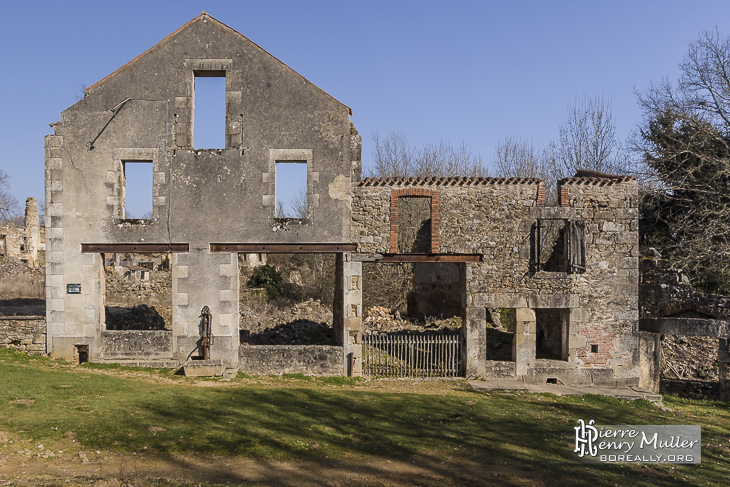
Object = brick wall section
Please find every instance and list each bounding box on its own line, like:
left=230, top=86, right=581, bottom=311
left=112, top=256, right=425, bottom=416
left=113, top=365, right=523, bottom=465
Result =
left=0, top=316, right=46, bottom=355
left=536, top=182, right=546, bottom=206
left=576, top=322, right=615, bottom=365
left=389, top=188, right=440, bottom=253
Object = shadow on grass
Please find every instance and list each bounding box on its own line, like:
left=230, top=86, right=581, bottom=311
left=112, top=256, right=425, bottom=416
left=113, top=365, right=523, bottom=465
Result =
left=0, top=348, right=728, bottom=486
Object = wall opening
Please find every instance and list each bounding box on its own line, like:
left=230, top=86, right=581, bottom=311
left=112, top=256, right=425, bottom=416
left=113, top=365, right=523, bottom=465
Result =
left=104, top=252, right=171, bottom=330
left=533, top=220, right=585, bottom=273
left=486, top=308, right=515, bottom=361
left=74, top=344, right=89, bottom=364
left=239, top=253, right=336, bottom=345
left=535, top=308, right=569, bottom=360
left=0, top=235, right=5, bottom=255
left=122, top=161, right=153, bottom=220
left=397, top=197, right=431, bottom=253
left=275, top=162, right=307, bottom=219
left=193, top=72, right=226, bottom=149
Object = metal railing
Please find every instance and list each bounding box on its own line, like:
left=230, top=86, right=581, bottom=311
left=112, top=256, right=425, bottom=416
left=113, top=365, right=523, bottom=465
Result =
left=363, top=333, right=461, bottom=378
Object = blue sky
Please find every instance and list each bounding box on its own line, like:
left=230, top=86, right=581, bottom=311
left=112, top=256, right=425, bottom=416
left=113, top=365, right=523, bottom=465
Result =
left=1, top=1, right=728, bottom=214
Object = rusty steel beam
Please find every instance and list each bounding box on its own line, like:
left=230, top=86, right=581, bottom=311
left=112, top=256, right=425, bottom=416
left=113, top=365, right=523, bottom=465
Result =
left=378, top=254, right=481, bottom=263
left=81, top=243, right=189, bottom=253
left=210, top=243, right=358, bottom=253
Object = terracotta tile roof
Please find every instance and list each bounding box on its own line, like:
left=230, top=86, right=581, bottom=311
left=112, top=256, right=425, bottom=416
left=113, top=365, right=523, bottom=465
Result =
left=560, top=175, right=636, bottom=186
left=358, top=177, right=542, bottom=187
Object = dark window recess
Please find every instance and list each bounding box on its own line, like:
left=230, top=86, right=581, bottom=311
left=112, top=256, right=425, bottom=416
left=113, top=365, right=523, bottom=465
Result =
left=531, top=220, right=585, bottom=273
left=398, top=197, right=431, bottom=253
left=591, top=344, right=599, bottom=353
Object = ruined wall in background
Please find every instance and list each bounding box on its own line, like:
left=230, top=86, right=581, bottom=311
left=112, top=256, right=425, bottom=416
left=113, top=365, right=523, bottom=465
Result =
left=0, top=317, right=46, bottom=355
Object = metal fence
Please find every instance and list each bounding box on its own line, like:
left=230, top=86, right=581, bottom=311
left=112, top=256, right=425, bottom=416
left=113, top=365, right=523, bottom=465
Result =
left=362, top=333, right=461, bottom=378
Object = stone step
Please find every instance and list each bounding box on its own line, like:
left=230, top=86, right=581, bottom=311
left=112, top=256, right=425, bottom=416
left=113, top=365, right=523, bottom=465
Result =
left=182, top=359, right=226, bottom=377
left=484, top=360, right=516, bottom=379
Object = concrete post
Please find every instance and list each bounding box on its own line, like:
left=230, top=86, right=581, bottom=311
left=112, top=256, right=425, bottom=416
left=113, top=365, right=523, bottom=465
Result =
left=334, top=252, right=362, bottom=376
left=719, top=338, right=729, bottom=401
left=514, top=308, right=536, bottom=377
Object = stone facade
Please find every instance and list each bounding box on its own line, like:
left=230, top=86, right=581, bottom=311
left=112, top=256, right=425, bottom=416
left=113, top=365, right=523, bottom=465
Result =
left=43, top=13, right=645, bottom=384
left=44, top=13, right=361, bottom=375
left=352, top=175, right=640, bottom=386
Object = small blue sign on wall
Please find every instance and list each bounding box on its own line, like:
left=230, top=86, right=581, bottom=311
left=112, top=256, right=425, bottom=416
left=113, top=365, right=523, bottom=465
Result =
left=66, top=284, right=81, bottom=294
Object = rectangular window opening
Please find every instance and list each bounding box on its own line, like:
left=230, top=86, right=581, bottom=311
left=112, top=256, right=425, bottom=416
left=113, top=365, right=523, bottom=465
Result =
left=193, top=72, right=226, bottom=149
left=275, top=162, right=307, bottom=219
left=532, top=219, right=585, bottom=273
left=122, top=161, right=153, bottom=220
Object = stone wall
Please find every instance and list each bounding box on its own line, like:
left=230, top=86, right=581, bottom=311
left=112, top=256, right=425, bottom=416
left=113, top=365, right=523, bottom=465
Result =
left=352, top=175, right=640, bottom=385
left=100, top=330, right=172, bottom=360
left=640, top=257, right=730, bottom=319
left=238, top=345, right=344, bottom=375
left=0, top=316, right=46, bottom=355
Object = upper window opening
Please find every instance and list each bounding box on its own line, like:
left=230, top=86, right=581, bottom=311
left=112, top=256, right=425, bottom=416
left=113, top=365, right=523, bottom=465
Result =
left=193, top=72, right=226, bottom=149
left=275, top=162, right=307, bottom=219
left=123, top=161, right=153, bottom=220
left=398, top=197, right=431, bottom=253
left=532, top=219, right=585, bottom=273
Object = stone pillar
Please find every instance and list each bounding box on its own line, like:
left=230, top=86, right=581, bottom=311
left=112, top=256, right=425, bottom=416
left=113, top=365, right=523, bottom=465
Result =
left=334, top=252, right=362, bottom=376
left=24, top=197, right=40, bottom=267
left=638, top=332, right=661, bottom=392
left=719, top=338, right=729, bottom=401
left=514, top=308, right=536, bottom=377
left=463, top=307, right=486, bottom=378
left=172, top=249, right=239, bottom=371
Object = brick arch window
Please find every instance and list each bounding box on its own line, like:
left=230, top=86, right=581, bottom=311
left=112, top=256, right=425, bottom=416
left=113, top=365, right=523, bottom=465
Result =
left=389, top=188, right=440, bottom=253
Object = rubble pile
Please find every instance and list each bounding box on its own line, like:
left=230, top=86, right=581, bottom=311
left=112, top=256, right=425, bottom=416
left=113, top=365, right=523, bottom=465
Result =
left=662, top=335, right=719, bottom=381
left=240, top=299, right=334, bottom=345
left=363, top=306, right=461, bottom=335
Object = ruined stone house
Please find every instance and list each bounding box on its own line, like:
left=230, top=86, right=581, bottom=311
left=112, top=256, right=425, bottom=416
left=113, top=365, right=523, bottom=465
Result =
left=44, top=13, right=646, bottom=385
left=0, top=197, right=41, bottom=268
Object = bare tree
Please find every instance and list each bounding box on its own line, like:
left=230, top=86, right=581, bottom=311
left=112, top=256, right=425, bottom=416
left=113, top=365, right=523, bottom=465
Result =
left=0, top=169, right=20, bottom=223
left=369, top=132, right=487, bottom=178
left=636, top=28, right=730, bottom=293
left=494, top=94, right=630, bottom=203
left=557, top=94, right=629, bottom=175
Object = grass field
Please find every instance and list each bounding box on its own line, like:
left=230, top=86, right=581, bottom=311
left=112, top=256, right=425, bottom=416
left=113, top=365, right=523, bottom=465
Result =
left=0, top=347, right=729, bottom=486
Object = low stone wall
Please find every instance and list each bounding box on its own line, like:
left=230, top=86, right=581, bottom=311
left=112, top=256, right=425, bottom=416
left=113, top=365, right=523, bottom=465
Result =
left=0, top=316, right=46, bottom=355
left=100, top=330, right=172, bottom=360
left=239, top=345, right=344, bottom=376
left=660, top=378, right=719, bottom=399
